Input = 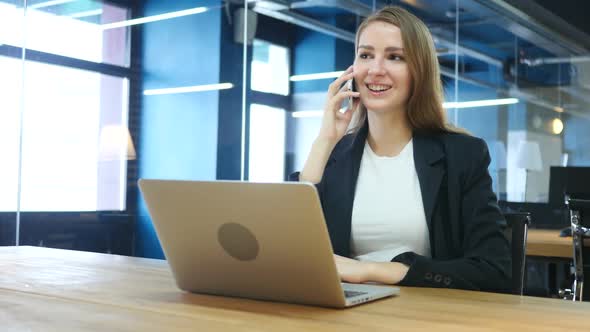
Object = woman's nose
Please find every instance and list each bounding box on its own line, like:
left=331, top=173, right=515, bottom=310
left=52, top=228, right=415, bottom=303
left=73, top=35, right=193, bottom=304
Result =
left=368, top=59, right=386, bottom=75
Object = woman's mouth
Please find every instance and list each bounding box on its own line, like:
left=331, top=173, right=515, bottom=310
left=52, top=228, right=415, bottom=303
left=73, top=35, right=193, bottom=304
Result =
left=366, top=84, right=392, bottom=96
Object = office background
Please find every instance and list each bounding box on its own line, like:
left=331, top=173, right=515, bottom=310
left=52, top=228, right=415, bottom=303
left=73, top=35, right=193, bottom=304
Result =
left=0, top=0, right=588, bottom=273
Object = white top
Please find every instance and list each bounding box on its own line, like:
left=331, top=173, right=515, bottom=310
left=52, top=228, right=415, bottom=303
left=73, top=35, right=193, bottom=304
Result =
left=350, top=139, right=431, bottom=262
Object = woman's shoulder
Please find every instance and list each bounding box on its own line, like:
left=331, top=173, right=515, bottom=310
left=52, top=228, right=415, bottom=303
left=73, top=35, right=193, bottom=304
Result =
left=419, top=130, right=489, bottom=160
left=444, top=135, right=491, bottom=177
left=331, top=132, right=359, bottom=154
left=440, top=131, right=487, bottom=150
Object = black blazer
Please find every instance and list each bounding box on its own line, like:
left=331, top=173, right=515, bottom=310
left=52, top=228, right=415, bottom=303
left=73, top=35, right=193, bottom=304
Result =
left=290, top=123, right=512, bottom=292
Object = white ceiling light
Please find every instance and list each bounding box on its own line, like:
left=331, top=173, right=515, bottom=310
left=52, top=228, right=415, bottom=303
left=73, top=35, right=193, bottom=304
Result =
left=101, top=6, right=209, bottom=30
left=143, top=83, right=233, bottom=96
left=69, top=9, right=102, bottom=19
left=443, top=98, right=518, bottom=109
left=291, top=110, right=323, bottom=118
left=28, top=0, right=74, bottom=10
left=290, top=71, right=344, bottom=81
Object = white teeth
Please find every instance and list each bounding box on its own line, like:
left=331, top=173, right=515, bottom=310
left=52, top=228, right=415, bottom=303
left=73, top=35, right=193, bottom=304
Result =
left=367, top=84, right=391, bottom=92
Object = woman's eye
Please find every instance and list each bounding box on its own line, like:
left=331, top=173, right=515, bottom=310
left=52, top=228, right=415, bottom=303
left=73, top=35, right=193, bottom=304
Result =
left=359, top=53, right=371, bottom=59
left=389, top=55, right=404, bottom=61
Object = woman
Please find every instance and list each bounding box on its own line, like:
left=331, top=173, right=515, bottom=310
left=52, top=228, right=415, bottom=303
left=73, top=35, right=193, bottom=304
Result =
left=291, top=6, right=511, bottom=292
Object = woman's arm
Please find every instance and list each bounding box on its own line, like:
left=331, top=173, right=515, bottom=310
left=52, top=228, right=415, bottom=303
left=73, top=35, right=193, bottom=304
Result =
left=299, top=66, right=359, bottom=183
left=393, top=139, right=511, bottom=292
left=300, top=138, right=338, bottom=183
left=334, top=254, right=409, bottom=284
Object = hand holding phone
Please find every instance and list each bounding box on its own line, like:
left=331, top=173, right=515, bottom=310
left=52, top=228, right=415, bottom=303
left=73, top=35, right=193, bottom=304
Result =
left=321, top=66, right=358, bottom=141
left=340, top=78, right=358, bottom=114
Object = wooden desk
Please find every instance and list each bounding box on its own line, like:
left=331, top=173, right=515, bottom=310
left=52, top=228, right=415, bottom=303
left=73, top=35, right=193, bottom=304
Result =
left=526, top=229, right=573, bottom=258
left=527, top=229, right=590, bottom=258
left=2, top=246, right=590, bottom=331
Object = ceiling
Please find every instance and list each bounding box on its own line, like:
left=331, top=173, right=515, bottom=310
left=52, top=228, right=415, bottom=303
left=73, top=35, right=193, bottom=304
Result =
left=524, top=0, right=590, bottom=37
left=3, top=0, right=589, bottom=117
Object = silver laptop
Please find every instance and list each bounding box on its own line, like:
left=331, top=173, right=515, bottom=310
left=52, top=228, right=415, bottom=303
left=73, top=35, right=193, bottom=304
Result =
left=138, top=179, right=399, bottom=308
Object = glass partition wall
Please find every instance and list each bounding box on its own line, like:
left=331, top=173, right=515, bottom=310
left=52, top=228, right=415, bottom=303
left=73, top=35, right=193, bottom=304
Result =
left=136, top=0, right=242, bottom=257
left=245, top=0, right=590, bottom=206
left=3, top=0, right=136, bottom=252
left=5, top=0, right=590, bottom=255
left=3, top=0, right=249, bottom=256
left=0, top=0, right=23, bottom=246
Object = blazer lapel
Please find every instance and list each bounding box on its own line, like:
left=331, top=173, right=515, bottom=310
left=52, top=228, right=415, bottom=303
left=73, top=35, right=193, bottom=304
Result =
left=348, top=123, right=369, bottom=197
left=413, top=132, right=446, bottom=230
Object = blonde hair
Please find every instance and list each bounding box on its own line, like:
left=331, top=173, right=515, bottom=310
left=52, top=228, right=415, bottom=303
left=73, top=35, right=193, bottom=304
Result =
left=350, top=6, right=465, bottom=135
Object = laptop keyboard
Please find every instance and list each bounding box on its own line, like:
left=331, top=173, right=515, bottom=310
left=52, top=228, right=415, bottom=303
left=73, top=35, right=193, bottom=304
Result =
left=344, top=290, right=368, bottom=298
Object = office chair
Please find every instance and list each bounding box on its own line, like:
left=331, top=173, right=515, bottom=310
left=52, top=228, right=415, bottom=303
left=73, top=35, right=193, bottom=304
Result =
left=565, top=198, right=590, bottom=301
left=499, top=212, right=531, bottom=295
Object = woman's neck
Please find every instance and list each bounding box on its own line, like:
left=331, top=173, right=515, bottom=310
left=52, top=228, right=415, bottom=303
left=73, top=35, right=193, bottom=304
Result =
left=366, top=108, right=412, bottom=157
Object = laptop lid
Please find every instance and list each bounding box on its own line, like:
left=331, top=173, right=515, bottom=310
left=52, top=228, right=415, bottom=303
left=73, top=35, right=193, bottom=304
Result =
left=138, top=179, right=396, bottom=308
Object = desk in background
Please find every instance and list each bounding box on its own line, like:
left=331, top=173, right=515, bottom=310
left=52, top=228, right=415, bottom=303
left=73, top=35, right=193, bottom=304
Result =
left=525, top=229, right=590, bottom=298
left=1, top=246, right=590, bottom=331
left=526, top=229, right=590, bottom=260
left=527, top=229, right=575, bottom=258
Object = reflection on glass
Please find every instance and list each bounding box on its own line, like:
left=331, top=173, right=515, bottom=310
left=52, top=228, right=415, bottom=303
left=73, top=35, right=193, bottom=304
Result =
left=516, top=140, right=543, bottom=202
left=251, top=39, right=290, bottom=96
left=248, top=104, right=286, bottom=182
left=98, top=124, right=136, bottom=162
left=0, top=55, right=21, bottom=212
left=0, top=0, right=129, bottom=66
left=0, top=59, right=129, bottom=211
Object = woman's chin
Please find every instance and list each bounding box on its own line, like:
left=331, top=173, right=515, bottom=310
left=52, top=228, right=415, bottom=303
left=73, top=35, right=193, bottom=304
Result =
left=364, top=104, right=394, bottom=114
left=363, top=100, right=406, bottom=114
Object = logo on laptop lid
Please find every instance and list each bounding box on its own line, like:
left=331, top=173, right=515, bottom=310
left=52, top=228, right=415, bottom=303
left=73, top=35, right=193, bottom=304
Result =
left=217, top=222, right=260, bottom=261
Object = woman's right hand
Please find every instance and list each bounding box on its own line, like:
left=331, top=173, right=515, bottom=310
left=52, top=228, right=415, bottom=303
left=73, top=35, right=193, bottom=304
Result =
left=318, top=66, right=360, bottom=143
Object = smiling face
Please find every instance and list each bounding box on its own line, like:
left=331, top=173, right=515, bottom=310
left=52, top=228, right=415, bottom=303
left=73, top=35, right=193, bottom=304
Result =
left=353, top=21, right=412, bottom=114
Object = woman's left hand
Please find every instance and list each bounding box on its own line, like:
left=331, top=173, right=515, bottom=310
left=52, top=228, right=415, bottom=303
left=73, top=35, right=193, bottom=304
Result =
left=334, top=254, right=371, bottom=283
left=333, top=254, right=410, bottom=284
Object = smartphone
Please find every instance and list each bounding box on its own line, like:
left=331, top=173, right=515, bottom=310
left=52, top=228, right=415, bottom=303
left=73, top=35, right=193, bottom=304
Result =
left=348, top=78, right=357, bottom=93
left=345, top=78, right=358, bottom=112
left=340, top=79, right=357, bottom=114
